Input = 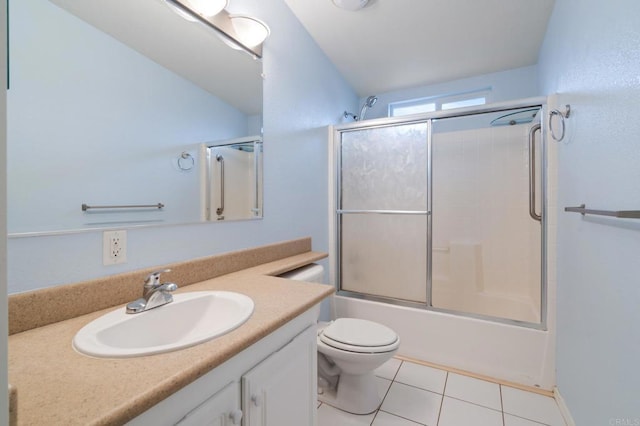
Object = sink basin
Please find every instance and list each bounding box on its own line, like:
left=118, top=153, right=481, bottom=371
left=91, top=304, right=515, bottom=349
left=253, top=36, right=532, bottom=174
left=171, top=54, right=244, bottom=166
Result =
left=73, top=291, right=254, bottom=358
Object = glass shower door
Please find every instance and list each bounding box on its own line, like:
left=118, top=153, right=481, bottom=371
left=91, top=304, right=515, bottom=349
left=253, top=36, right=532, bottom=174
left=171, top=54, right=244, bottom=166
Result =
left=334, top=103, right=546, bottom=328
left=338, top=121, right=430, bottom=304
left=430, top=109, right=543, bottom=323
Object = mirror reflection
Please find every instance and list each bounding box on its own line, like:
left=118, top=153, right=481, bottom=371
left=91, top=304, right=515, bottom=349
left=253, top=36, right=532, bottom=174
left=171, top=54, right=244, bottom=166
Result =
left=203, top=137, right=263, bottom=222
left=7, top=0, right=263, bottom=235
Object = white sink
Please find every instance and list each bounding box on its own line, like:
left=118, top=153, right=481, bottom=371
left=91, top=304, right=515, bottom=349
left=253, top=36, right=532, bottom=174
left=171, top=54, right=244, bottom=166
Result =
left=73, top=291, right=254, bottom=358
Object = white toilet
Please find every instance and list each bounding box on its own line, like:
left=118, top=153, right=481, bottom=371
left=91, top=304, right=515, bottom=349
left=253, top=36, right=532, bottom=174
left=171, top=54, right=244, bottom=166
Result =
left=279, top=264, right=400, bottom=415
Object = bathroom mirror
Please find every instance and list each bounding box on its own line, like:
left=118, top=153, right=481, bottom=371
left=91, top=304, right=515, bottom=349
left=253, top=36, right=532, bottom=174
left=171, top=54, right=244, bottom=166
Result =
left=7, top=0, right=263, bottom=235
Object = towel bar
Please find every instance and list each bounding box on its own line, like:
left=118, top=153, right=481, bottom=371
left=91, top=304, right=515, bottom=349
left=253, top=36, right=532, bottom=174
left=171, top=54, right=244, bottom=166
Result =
left=82, top=203, right=165, bottom=211
left=564, top=204, right=640, bottom=219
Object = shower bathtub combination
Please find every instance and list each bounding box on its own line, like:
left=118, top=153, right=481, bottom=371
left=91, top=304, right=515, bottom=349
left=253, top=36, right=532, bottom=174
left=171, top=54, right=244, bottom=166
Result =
left=328, top=97, right=557, bottom=389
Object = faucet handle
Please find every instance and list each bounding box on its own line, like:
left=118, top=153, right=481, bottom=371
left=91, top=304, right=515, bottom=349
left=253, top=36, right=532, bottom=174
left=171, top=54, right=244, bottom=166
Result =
left=144, top=269, right=171, bottom=288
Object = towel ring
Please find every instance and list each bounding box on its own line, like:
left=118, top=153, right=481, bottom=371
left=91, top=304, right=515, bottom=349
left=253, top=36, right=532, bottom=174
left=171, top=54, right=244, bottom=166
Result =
left=549, top=104, right=571, bottom=141
left=178, top=151, right=195, bottom=171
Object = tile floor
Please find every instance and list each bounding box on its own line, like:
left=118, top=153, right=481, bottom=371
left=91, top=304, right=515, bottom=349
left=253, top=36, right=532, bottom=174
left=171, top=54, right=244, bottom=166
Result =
left=317, top=358, right=567, bottom=426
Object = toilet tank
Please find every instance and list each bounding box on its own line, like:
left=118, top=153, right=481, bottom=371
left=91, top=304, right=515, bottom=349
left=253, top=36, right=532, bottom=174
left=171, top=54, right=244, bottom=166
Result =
left=279, top=263, right=325, bottom=283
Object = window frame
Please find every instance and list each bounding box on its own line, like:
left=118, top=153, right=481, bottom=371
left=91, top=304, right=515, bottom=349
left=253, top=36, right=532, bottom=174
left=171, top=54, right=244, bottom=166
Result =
left=388, top=87, right=491, bottom=118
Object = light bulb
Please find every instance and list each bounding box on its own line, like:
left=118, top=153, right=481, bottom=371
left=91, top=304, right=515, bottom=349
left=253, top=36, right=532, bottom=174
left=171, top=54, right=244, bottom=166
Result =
left=230, top=15, right=270, bottom=48
left=187, top=0, right=227, bottom=17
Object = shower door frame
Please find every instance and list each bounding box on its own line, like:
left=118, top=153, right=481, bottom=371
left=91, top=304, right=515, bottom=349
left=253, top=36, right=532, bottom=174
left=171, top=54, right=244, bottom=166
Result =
left=330, top=97, right=548, bottom=330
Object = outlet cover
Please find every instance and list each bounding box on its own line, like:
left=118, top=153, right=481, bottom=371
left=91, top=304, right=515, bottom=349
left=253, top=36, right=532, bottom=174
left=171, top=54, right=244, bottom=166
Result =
left=103, top=230, right=127, bottom=265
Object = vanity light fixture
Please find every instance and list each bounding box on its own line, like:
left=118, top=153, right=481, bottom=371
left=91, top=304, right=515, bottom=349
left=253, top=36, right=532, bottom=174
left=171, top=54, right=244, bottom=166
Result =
left=163, top=0, right=270, bottom=58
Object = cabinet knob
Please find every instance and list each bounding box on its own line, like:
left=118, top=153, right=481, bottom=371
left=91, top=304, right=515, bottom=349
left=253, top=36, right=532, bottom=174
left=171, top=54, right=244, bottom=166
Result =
left=251, top=393, right=262, bottom=407
left=229, top=409, right=243, bottom=425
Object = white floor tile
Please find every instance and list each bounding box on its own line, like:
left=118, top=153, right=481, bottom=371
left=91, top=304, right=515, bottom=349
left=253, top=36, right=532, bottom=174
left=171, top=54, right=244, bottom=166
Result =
left=380, top=382, right=442, bottom=426
left=438, top=396, right=503, bottom=426
left=375, top=357, right=403, bottom=380
left=317, top=403, right=376, bottom=426
left=376, top=376, right=393, bottom=400
left=504, top=413, right=548, bottom=426
left=319, top=359, right=567, bottom=426
left=444, top=373, right=502, bottom=410
left=373, top=410, right=425, bottom=425
left=501, top=386, right=566, bottom=426
left=393, top=361, right=447, bottom=394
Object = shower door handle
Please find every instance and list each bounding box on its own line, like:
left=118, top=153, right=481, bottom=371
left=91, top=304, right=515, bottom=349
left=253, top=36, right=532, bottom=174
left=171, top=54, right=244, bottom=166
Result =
left=216, top=154, right=225, bottom=216
left=528, top=124, right=542, bottom=222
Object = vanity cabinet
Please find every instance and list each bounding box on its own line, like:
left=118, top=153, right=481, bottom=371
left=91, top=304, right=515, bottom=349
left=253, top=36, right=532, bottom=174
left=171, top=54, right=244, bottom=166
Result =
left=129, top=306, right=319, bottom=426
left=242, top=325, right=317, bottom=426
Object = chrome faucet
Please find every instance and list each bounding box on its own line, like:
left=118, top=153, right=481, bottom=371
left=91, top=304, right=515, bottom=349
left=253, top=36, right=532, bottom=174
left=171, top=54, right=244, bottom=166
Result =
left=126, top=269, right=178, bottom=314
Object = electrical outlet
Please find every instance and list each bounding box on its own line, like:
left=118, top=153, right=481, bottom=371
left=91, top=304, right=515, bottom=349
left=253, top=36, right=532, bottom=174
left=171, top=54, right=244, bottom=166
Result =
left=103, top=230, right=127, bottom=265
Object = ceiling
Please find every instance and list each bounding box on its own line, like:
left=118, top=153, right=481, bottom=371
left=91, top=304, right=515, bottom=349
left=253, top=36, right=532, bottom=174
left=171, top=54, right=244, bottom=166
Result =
left=285, top=0, right=555, bottom=97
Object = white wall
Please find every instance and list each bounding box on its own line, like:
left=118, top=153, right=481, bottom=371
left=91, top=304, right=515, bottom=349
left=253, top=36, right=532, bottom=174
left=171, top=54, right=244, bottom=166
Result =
left=358, top=65, right=540, bottom=121
left=7, top=0, right=358, bottom=293
left=8, top=0, right=249, bottom=233
left=538, top=1, right=640, bottom=424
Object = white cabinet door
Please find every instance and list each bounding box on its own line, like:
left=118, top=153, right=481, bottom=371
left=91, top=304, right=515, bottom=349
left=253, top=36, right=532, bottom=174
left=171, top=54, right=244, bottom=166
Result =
left=242, top=325, right=317, bottom=426
left=177, top=381, right=243, bottom=426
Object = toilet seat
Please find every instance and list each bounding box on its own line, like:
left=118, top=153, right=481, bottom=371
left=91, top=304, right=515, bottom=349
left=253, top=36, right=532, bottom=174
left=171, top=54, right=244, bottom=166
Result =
left=319, top=318, right=399, bottom=354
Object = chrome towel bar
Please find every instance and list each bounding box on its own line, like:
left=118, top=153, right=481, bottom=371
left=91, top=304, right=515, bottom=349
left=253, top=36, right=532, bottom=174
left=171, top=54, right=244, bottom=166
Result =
left=564, top=204, right=640, bottom=219
left=82, top=203, right=164, bottom=211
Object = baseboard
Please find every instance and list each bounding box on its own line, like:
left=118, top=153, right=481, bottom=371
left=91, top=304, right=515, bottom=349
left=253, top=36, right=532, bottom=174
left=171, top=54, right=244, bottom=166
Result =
left=553, top=387, right=576, bottom=426
left=395, top=355, right=554, bottom=397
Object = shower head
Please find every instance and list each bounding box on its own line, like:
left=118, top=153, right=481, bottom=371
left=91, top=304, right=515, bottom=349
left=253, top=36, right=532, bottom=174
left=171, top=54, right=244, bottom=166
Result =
left=489, top=108, right=541, bottom=127
left=365, top=95, right=377, bottom=107
left=358, top=95, right=378, bottom=121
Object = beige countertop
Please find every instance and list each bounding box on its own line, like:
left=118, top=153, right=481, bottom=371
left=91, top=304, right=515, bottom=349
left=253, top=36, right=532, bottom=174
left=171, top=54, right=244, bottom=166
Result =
left=9, top=249, right=332, bottom=425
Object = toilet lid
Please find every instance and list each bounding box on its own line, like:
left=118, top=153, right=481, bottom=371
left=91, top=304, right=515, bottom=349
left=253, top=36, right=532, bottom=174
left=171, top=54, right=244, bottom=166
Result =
left=321, top=318, right=398, bottom=348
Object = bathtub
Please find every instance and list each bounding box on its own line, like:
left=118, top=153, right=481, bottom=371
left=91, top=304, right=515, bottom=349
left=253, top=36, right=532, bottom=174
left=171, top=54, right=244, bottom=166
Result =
left=332, top=294, right=555, bottom=389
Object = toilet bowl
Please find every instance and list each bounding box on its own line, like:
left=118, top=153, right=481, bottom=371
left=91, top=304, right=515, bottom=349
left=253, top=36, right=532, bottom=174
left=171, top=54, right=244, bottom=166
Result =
left=317, top=318, right=399, bottom=414
left=279, top=264, right=400, bottom=415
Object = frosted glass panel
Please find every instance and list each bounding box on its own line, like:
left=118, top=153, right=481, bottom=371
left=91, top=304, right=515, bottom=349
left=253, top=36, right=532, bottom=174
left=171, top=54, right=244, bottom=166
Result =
left=431, top=113, right=541, bottom=323
left=340, top=214, right=427, bottom=303
left=341, top=123, right=428, bottom=211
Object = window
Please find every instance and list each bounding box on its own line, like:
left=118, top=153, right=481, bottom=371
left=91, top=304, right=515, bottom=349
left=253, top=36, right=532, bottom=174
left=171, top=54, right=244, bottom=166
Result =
left=389, top=88, right=490, bottom=117
left=441, top=97, right=486, bottom=110
left=390, top=101, right=436, bottom=117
